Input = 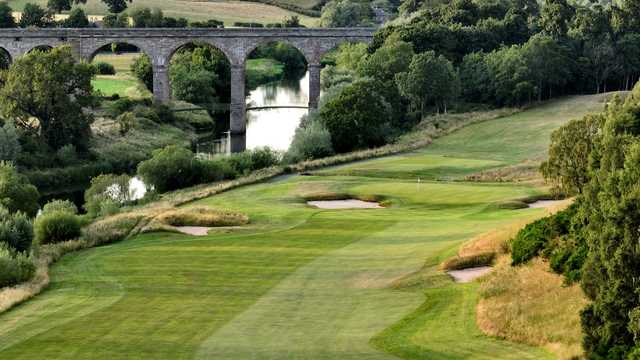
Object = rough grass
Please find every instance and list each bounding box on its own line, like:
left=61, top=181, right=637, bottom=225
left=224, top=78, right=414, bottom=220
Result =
left=478, top=257, right=587, bottom=360
left=155, top=206, right=249, bottom=227
left=0, top=95, right=609, bottom=359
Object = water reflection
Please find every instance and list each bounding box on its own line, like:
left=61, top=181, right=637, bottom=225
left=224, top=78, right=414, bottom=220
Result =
left=246, top=71, right=309, bottom=151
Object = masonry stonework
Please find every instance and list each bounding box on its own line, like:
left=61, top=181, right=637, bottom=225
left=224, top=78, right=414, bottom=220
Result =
left=0, top=28, right=374, bottom=152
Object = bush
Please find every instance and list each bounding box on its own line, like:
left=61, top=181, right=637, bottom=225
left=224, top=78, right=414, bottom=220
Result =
left=0, top=206, right=33, bottom=253
left=199, top=158, right=238, bottom=182
left=284, top=114, right=334, bottom=163
left=137, top=145, right=201, bottom=193
left=0, top=245, right=36, bottom=288
left=226, top=147, right=280, bottom=175
left=34, top=211, right=82, bottom=245
left=94, top=61, right=116, bottom=75
left=511, top=206, right=574, bottom=265
left=55, top=144, right=79, bottom=166
left=42, top=200, right=78, bottom=215
left=0, top=161, right=40, bottom=217
left=108, top=98, right=136, bottom=117
left=84, top=174, right=132, bottom=218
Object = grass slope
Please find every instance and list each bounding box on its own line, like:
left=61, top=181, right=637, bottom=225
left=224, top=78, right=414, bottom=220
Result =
left=0, top=95, right=607, bottom=359
left=8, top=0, right=319, bottom=26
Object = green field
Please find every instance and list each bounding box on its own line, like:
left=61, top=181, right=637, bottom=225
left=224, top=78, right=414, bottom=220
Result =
left=8, top=0, right=319, bottom=26
left=91, top=52, right=150, bottom=98
left=0, top=95, right=607, bottom=359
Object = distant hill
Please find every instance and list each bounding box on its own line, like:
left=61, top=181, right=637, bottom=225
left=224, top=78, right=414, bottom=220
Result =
left=6, top=0, right=320, bottom=26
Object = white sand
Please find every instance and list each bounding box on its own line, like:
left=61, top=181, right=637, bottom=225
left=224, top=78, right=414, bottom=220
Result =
left=528, top=200, right=565, bottom=208
left=448, top=266, right=493, bottom=283
left=175, top=226, right=211, bottom=236
left=307, top=200, right=383, bottom=209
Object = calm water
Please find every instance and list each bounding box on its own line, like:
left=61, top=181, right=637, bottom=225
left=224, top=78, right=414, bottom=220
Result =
left=246, top=71, right=309, bottom=151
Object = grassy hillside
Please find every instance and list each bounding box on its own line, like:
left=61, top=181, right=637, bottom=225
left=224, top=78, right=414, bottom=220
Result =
left=7, top=0, right=319, bottom=26
left=0, top=95, right=607, bottom=359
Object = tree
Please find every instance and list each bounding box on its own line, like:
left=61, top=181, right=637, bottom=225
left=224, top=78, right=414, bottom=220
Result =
left=459, top=52, right=492, bottom=103
left=320, top=0, right=374, bottom=27
left=617, top=33, right=640, bottom=90
left=46, top=0, right=86, bottom=13
left=522, top=34, right=573, bottom=101
left=18, top=3, right=52, bottom=28
left=538, top=0, right=575, bottom=38
left=319, top=78, right=391, bottom=153
left=485, top=45, right=534, bottom=106
left=102, top=0, right=131, bottom=14
left=63, top=7, right=89, bottom=27
left=0, top=122, right=20, bottom=162
left=395, top=51, right=459, bottom=116
left=102, top=12, right=128, bottom=27
left=131, top=54, right=152, bottom=90
left=0, top=2, right=16, bottom=28
left=578, top=88, right=640, bottom=358
left=541, top=114, right=602, bottom=195
left=0, top=46, right=96, bottom=151
left=0, top=162, right=39, bottom=217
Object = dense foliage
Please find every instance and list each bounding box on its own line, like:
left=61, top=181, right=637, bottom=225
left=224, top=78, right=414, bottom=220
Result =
left=0, top=244, right=35, bottom=288
left=532, top=84, right=640, bottom=357
left=137, top=145, right=279, bottom=193
left=0, top=162, right=39, bottom=217
left=34, top=210, right=82, bottom=244
left=0, top=46, right=96, bottom=152
left=0, top=205, right=33, bottom=253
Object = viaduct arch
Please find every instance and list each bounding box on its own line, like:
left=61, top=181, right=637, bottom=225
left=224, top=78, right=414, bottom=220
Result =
left=0, top=28, right=375, bottom=152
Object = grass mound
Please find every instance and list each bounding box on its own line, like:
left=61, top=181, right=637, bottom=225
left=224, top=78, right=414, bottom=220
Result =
left=441, top=252, right=496, bottom=271
left=156, top=207, right=249, bottom=227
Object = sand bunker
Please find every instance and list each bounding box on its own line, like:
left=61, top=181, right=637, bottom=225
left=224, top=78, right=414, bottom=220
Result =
left=528, top=200, right=565, bottom=208
left=307, top=199, right=383, bottom=209
left=448, top=266, right=493, bottom=283
left=175, top=226, right=211, bottom=236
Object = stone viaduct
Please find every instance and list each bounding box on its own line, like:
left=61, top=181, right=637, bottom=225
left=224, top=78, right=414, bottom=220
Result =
left=0, top=28, right=375, bottom=152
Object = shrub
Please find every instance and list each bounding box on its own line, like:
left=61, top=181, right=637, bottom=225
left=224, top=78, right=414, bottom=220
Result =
left=199, top=158, right=238, bottom=182
left=94, top=61, right=116, bottom=75
left=284, top=115, right=334, bottom=163
left=226, top=147, right=280, bottom=175
left=84, top=174, right=132, bottom=218
left=0, top=161, right=40, bottom=217
left=511, top=206, right=574, bottom=266
left=137, top=145, right=201, bottom=193
left=116, top=112, right=136, bottom=135
left=34, top=211, right=82, bottom=245
left=0, top=245, right=36, bottom=288
left=42, top=200, right=78, bottom=215
left=108, top=98, right=136, bottom=117
left=0, top=206, right=33, bottom=253
left=55, top=144, right=79, bottom=166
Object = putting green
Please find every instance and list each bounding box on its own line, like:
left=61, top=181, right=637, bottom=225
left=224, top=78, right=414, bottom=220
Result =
left=0, top=95, right=607, bottom=359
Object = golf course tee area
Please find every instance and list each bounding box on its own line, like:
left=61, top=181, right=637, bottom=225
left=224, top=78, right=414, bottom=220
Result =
left=0, top=94, right=608, bottom=359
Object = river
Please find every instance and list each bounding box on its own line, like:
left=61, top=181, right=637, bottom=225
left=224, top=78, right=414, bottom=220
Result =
left=245, top=71, right=309, bottom=151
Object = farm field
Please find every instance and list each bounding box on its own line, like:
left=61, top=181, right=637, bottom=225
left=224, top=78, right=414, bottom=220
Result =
left=7, top=0, right=319, bottom=26
left=0, top=95, right=608, bottom=359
